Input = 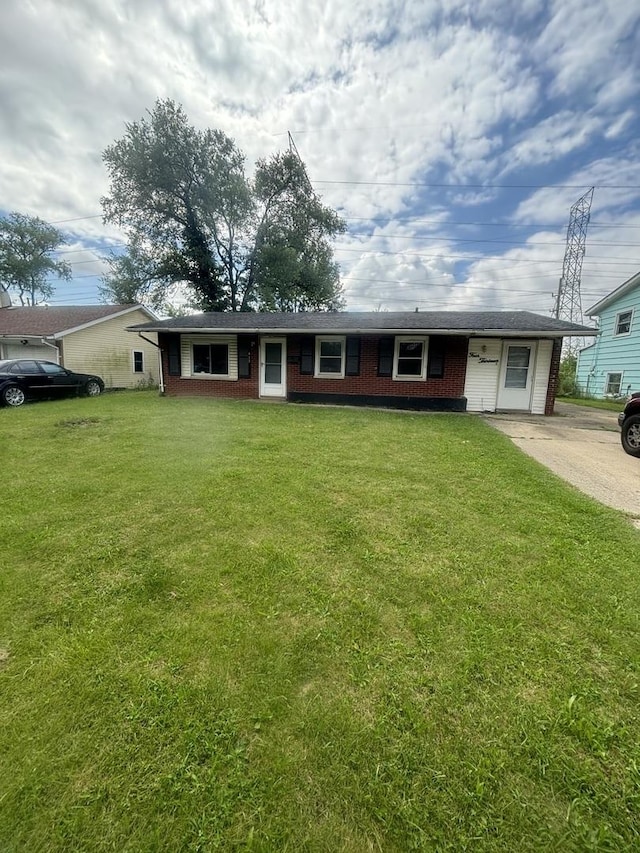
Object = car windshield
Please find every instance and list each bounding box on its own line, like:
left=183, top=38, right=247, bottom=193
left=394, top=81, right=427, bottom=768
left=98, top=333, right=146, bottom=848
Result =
left=0, top=360, right=14, bottom=370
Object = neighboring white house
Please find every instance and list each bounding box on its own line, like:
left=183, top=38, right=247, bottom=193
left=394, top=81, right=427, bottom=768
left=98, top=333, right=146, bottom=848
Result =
left=0, top=303, right=159, bottom=389
left=576, top=270, right=640, bottom=398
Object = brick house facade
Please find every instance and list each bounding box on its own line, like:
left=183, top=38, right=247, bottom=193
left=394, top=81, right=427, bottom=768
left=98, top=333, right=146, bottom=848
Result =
left=130, top=311, right=596, bottom=415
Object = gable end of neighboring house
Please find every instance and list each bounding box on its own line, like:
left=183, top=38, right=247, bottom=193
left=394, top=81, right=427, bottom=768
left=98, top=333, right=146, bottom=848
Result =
left=59, top=307, right=159, bottom=389
left=576, top=271, right=640, bottom=398
left=0, top=305, right=160, bottom=389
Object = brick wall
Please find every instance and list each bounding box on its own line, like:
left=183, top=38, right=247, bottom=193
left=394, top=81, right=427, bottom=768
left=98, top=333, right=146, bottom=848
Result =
left=545, top=338, right=563, bottom=415
left=159, top=333, right=260, bottom=398
left=159, top=332, right=468, bottom=401
left=288, top=335, right=468, bottom=398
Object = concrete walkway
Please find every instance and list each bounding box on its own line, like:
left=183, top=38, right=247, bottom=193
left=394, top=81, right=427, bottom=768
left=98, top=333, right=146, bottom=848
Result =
left=483, top=402, right=640, bottom=519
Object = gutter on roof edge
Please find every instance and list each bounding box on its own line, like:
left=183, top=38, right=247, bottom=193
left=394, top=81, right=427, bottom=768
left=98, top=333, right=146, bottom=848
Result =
left=129, top=326, right=597, bottom=337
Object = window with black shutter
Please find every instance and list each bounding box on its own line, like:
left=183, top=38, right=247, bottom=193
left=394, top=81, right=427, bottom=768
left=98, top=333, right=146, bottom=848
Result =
left=315, top=336, right=345, bottom=377
left=300, top=337, right=314, bottom=375
left=377, top=337, right=394, bottom=376
left=193, top=343, right=229, bottom=375
left=427, top=338, right=445, bottom=379
left=345, top=337, right=361, bottom=376
left=238, top=337, right=251, bottom=378
left=168, top=336, right=181, bottom=376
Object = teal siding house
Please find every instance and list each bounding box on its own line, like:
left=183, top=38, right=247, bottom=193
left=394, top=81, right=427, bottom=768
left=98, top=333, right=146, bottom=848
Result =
left=576, top=271, right=640, bottom=398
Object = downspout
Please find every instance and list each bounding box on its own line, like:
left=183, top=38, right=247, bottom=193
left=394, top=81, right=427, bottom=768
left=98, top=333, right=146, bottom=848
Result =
left=40, top=337, right=60, bottom=363
left=137, top=332, right=165, bottom=395
left=590, top=317, right=602, bottom=397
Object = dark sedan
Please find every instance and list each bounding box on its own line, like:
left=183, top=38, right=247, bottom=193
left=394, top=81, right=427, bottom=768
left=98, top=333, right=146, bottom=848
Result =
left=0, top=359, right=104, bottom=407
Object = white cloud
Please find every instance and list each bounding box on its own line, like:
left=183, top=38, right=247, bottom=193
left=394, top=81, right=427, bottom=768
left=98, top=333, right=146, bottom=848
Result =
left=0, top=0, right=638, bottom=309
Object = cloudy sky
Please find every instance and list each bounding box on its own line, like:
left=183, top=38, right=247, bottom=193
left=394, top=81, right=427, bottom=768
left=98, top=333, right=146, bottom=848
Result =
left=1, top=0, right=639, bottom=316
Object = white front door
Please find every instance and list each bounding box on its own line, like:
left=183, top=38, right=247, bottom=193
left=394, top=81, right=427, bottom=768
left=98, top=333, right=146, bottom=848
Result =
left=497, top=342, right=537, bottom=410
left=259, top=337, right=287, bottom=397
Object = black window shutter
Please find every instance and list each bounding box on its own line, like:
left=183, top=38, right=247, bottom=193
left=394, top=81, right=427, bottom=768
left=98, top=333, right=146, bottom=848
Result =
left=377, top=337, right=394, bottom=376
left=238, top=336, right=251, bottom=379
left=345, top=337, right=361, bottom=376
left=300, top=337, right=314, bottom=375
left=427, top=338, right=445, bottom=379
left=168, top=335, right=181, bottom=376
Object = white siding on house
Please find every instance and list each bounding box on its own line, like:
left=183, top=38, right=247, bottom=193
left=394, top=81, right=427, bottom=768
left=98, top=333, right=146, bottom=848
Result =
left=464, top=338, right=501, bottom=412
left=180, top=335, right=238, bottom=380
left=464, top=337, right=553, bottom=413
left=576, top=284, right=640, bottom=398
left=60, top=308, right=159, bottom=389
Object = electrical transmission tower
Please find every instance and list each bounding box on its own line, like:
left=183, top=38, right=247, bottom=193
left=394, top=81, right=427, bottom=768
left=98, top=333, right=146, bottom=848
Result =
left=553, top=186, right=594, bottom=356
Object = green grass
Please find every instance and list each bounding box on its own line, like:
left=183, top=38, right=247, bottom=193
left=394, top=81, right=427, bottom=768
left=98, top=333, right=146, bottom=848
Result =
left=558, top=396, right=625, bottom=412
left=1, top=392, right=639, bottom=852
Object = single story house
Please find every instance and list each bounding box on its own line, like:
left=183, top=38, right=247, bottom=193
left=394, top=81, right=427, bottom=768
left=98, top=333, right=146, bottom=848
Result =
left=128, top=311, right=596, bottom=414
left=0, top=303, right=159, bottom=389
left=576, top=270, right=640, bottom=398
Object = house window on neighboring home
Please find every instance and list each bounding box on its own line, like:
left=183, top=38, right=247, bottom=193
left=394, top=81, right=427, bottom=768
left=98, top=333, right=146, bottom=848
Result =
left=393, top=337, right=427, bottom=380
left=133, top=350, right=144, bottom=373
left=614, top=310, right=633, bottom=336
left=192, top=343, right=229, bottom=376
left=315, top=336, right=345, bottom=378
left=605, top=372, right=623, bottom=396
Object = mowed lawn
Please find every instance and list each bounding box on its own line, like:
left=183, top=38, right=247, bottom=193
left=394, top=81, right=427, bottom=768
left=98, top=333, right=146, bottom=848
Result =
left=1, top=393, right=639, bottom=852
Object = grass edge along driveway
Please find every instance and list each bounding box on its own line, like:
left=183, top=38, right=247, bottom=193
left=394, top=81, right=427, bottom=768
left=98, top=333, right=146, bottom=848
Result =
left=1, top=392, right=639, bottom=852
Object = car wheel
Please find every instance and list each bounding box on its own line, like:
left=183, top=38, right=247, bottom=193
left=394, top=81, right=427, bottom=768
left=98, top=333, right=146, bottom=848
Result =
left=2, top=385, right=26, bottom=407
left=621, top=415, right=640, bottom=457
left=85, top=380, right=102, bottom=397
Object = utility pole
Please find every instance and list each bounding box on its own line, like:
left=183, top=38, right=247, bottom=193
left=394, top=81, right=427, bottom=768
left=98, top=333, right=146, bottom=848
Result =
left=553, top=187, right=594, bottom=356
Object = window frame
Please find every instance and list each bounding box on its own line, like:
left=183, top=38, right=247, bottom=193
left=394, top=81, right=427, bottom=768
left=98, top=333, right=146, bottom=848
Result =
left=314, top=335, right=346, bottom=379
left=132, top=350, right=144, bottom=373
left=191, top=342, right=231, bottom=378
left=181, top=335, right=237, bottom=380
left=614, top=309, right=633, bottom=336
left=393, top=336, right=428, bottom=381
left=605, top=372, right=623, bottom=396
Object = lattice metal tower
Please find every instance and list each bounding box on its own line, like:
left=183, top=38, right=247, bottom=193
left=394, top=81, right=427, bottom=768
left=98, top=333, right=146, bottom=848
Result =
left=553, top=186, right=594, bottom=355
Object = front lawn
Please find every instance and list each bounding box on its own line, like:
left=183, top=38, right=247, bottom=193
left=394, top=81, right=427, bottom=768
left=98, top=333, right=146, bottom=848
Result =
left=558, top=396, right=625, bottom=412
left=1, top=393, right=639, bottom=851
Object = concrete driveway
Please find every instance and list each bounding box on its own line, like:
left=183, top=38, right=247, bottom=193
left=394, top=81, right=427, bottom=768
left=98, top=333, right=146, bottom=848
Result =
left=483, top=402, right=640, bottom=519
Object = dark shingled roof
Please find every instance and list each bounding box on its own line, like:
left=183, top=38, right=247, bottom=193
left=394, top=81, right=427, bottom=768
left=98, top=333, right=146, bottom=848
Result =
left=0, top=305, right=141, bottom=336
left=128, top=310, right=597, bottom=336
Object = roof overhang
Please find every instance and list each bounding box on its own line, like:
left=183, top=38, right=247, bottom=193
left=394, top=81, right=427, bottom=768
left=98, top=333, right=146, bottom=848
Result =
left=128, top=325, right=598, bottom=338
left=0, top=334, right=56, bottom=341
left=54, top=304, right=157, bottom=338
left=586, top=270, right=640, bottom=316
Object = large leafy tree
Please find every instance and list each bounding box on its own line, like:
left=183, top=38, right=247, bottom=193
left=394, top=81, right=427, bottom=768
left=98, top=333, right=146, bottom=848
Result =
left=0, top=212, right=71, bottom=305
left=101, top=99, right=345, bottom=312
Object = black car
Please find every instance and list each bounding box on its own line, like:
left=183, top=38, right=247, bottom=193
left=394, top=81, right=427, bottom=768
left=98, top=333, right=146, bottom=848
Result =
left=618, top=392, right=640, bottom=456
left=0, top=359, right=104, bottom=407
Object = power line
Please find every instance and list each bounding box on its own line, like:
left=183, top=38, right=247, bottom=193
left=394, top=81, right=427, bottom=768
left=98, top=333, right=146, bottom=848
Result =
left=50, top=214, right=104, bottom=224
left=44, top=210, right=640, bottom=229
left=315, top=179, right=640, bottom=190
left=344, top=233, right=640, bottom=247
left=343, top=216, right=640, bottom=228
left=334, top=246, right=638, bottom=266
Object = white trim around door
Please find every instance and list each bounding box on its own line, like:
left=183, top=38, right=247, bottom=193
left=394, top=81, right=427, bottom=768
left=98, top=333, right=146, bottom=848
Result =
left=259, top=336, right=287, bottom=397
left=496, top=340, right=537, bottom=411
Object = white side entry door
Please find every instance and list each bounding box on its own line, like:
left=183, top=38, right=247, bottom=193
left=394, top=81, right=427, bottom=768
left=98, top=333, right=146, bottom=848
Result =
left=259, top=337, right=287, bottom=397
left=496, top=342, right=537, bottom=411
